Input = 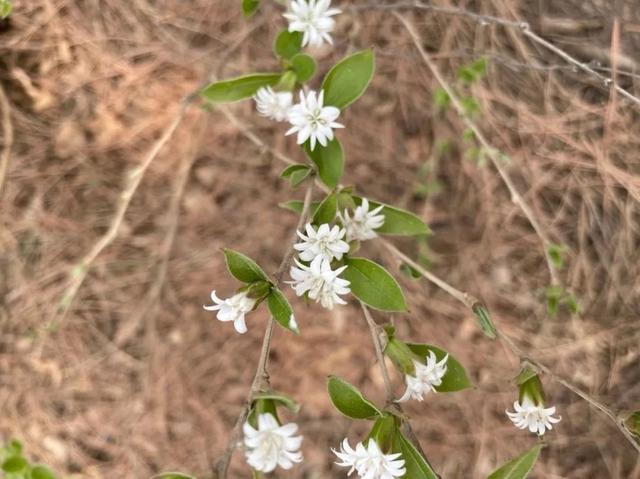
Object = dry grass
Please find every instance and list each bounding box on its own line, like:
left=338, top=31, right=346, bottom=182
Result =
left=1, top=0, right=639, bottom=477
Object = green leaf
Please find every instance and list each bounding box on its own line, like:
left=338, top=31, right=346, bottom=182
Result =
left=367, top=414, right=397, bottom=451
left=201, top=73, right=281, bottom=104
left=400, top=262, right=422, bottom=279
left=267, top=288, right=299, bottom=333
left=351, top=196, right=430, bottom=236
left=342, top=257, right=407, bottom=312
left=223, top=249, right=269, bottom=283
left=280, top=164, right=312, bottom=187
left=2, top=456, right=28, bottom=473
left=322, top=49, right=375, bottom=109
left=31, top=466, right=58, bottom=479
left=291, top=54, right=316, bottom=83
left=433, top=87, right=450, bottom=112
left=488, top=444, right=543, bottom=479
left=392, top=432, right=439, bottom=479
left=253, top=391, right=300, bottom=413
left=0, top=0, right=11, bottom=19
left=460, top=96, right=480, bottom=117
left=273, top=29, right=302, bottom=59
left=327, top=376, right=382, bottom=420
left=405, top=343, right=473, bottom=392
left=278, top=200, right=320, bottom=216
left=473, top=304, right=497, bottom=339
left=305, top=139, right=344, bottom=189
left=153, top=474, right=197, bottom=479
left=241, top=0, right=259, bottom=16
left=312, top=192, right=338, bottom=225
left=457, top=57, right=487, bottom=85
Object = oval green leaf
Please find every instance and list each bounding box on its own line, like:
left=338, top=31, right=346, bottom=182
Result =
left=201, top=73, right=281, bottom=104
left=405, top=343, right=473, bottom=392
left=305, top=138, right=344, bottom=189
left=327, top=376, right=382, bottom=420
left=274, top=30, right=302, bottom=59
left=322, top=49, right=375, bottom=109
left=392, top=431, right=439, bottom=479
left=488, top=444, right=543, bottom=479
left=241, top=0, right=259, bottom=16
left=2, top=456, right=28, bottom=473
left=342, top=257, right=407, bottom=312
left=312, top=192, right=338, bottom=225
left=223, top=249, right=269, bottom=283
left=253, top=391, right=300, bottom=413
left=291, top=53, right=316, bottom=83
left=267, top=288, right=299, bottom=334
left=352, top=196, right=430, bottom=236
left=31, top=466, right=58, bottom=479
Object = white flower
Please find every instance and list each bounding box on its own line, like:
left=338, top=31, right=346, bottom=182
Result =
left=283, top=0, right=341, bottom=48
left=288, top=255, right=350, bottom=309
left=243, top=413, right=303, bottom=473
left=332, top=438, right=406, bottom=479
left=254, top=86, right=293, bottom=122
left=398, top=351, right=449, bottom=402
left=506, top=395, right=561, bottom=436
left=294, top=223, right=350, bottom=262
left=286, top=90, right=343, bottom=151
left=340, top=198, right=385, bottom=242
left=203, top=290, right=256, bottom=334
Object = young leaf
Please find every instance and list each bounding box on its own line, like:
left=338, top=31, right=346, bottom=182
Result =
left=473, top=304, right=497, bottom=339
left=405, top=343, right=473, bottom=392
left=327, top=376, right=382, bottom=419
left=241, top=0, right=259, bottom=16
left=322, top=49, right=375, bottom=109
left=279, top=200, right=320, bottom=216
left=312, top=192, right=338, bottom=225
left=392, top=431, right=439, bottom=479
left=624, top=411, right=640, bottom=438
left=433, top=87, right=450, bottom=112
left=342, top=257, right=407, bottom=312
left=291, top=54, right=316, bottom=83
left=281, top=164, right=312, bottom=187
left=1, top=456, right=28, bottom=473
left=305, top=139, right=344, bottom=188
left=31, top=466, right=58, bottom=479
left=223, top=249, right=269, bottom=283
left=273, top=29, right=302, bottom=59
left=351, top=196, right=430, bottom=236
left=0, top=0, right=11, bottom=19
left=201, top=73, right=281, bottom=104
left=267, top=288, right=299, bottom=333
left=253, top=391, right=300, bottom=413
left=487, top=444, right=543, bottom=479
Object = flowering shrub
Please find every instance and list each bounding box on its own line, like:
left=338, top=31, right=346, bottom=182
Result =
left=162, top=1, right=572, bottom=478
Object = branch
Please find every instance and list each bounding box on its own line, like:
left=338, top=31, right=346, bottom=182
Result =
left=214, top=182, right=314, bottom=478
left=360, top=302, right=394, bottom=402
left=358, top=1, right=640, bottom=109
left=0, top=82, right=13, bottom=197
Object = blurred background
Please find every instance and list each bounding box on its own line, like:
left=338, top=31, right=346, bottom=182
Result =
left=1, top=0, right=639, bottom=477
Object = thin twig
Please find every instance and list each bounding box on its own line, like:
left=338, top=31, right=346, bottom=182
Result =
left=0, top=82, right=14, bottom=197
left=359, top=1, right=640, bottom=109
left=360, top=302, right=394, bottom=402
left=395, top=12, right=561, bottom=286
left=215, top=182, right=314, bottom=478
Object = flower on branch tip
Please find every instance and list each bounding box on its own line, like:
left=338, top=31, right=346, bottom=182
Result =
left=286, top=89, right=343, bottom=151
left=254, top=86, right=293, bottom=122
left=294, top=223, right=349, bottom=262
left=243, top=413, right=303, bottom=473
left=283, top=0, right=341, bottom=48
left=288, top=255, right=350, bottom=310
left=506, top=395, right=561, bottom=436
left=332, top=438, right=406, bottom=478
left=340, top=198, right=385, bottom=242
left=203, top=290, right=256, bottom=334
left=398, top=351, right=448, bottom=402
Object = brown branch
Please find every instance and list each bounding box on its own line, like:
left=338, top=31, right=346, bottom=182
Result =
left=215, top=182, right=314, bottom=478
left=360, top=302, right=394, bottom=402
left=0, top=82, right=13, bottom=198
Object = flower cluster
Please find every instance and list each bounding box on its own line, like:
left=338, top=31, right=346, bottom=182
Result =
left=289, top=226, right=351, bottom=310
left=284, top=0, right=341, bottom=47
left=333, top=438, right=406, bottom=478
left=340, top=198, right=385, bottom=242
left=243, top=413, right=303, bottom=473
left=398, top=351, right=449, bottom=402
left=506, top=395, right=561, bottom=436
